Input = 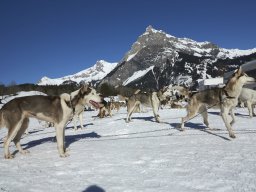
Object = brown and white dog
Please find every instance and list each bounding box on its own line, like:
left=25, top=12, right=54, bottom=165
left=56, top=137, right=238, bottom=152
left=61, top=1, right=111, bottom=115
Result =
left=126, top=87, right=171, bottom=123
left=0, top=84, right=101, bottom=159
left=181, top=67, right=255, bottom=138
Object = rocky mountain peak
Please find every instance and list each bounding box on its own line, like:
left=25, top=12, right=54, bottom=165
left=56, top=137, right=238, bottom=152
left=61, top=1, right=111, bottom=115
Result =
left=101, top=26, right=256, bottom=90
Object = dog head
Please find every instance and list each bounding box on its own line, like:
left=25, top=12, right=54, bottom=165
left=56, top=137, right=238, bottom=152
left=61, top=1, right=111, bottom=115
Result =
left=165, top=85, right=190, bottom=102
left=227, top=67, right=255, bottom=89
left=81, top=84, right=102, bottom=109
left=157, top=86, right=172, bottom=102
left=71, top=84, right=102, bottom=109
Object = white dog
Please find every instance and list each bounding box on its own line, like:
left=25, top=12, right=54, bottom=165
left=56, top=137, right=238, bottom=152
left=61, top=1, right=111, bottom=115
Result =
left=239, top=87, right=256, bottom=117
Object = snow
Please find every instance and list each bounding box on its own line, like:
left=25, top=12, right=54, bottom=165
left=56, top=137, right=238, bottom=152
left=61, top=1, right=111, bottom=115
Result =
left=126, top=51, right=139, bottom=62
left=1, top=92, right=256, bottom=191
left=218, top=48, right=256, bottom=59
left=123, top=66, right=154, bottom=86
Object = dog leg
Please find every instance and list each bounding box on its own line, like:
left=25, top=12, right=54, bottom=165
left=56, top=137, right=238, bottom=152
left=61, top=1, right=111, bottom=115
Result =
left=180, top=105, right=199, bottom=131
left=108, top=107, right=112, bottom=117
left=79, top=112, right=84, bottom=129
left=229, top=108, right=236, bottom=126
left=221, top=107, right=236, bottom=138
left=4, top=118, right=24, bottom=159
left=126, top=101, right=140, bottom=123
left=55, top=123, right=69, bottom=157
left=199, top=105, right=210, bottom=128
left=73, top=115, right=78, bottom=130
left=253, top=104, right=256, bottom=116
left=13, top=118, right=30, bottom=155
left=152, top=100, right=160, bottom=123
left=246, top=101, right=253, bottom=118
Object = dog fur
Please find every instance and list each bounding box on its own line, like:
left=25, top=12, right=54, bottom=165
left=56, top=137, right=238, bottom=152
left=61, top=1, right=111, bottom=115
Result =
left=126, top=87, right=171, bottom=123
left=180, top=67, right=255, bottom=138
left=239, top=87, right=256, bottom=117
left=0, top=84, right=101, bottom=159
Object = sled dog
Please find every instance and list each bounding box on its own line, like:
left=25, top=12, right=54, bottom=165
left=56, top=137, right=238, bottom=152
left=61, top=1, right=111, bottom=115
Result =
left=70, top=88, right=95, bottom=130
left=126, top=87, right=171, bottom=123
left=97, top=99, right=113, bottom=118
left=239, top=88, right=256, bottom=117
left=180, top=67, right=255, bottom=138
left=0, top=84, right=101, bottom=159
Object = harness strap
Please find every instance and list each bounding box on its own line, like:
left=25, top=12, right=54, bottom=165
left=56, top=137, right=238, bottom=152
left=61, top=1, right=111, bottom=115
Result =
left=219, top=87, right=236, bottom=103
left=69, top=95, right=75, bottom=115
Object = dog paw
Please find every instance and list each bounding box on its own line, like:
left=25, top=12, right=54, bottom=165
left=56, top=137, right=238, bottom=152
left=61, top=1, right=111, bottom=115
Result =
left=20, top=149, right=30, bottom=155
left=4, top=154, right=14, bottom=159
left=229, top=133, right=236, bottom=138
left=60, top=153, right=70, bottom=158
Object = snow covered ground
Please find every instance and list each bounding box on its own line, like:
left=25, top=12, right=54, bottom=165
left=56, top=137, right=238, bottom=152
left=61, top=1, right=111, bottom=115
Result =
left=0, top=103, right=256, bottom=192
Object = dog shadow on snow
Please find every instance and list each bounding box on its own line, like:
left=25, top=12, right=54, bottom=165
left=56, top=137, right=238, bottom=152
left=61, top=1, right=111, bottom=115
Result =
left=22, top=131, right=101, bottom=151
left=122, top=116, right=171, bottom=126
left=208, top=111, right=250, bottom=118
left=65, top=123, right=94, bottom=130
left=170, top=122, right=231, bottom=141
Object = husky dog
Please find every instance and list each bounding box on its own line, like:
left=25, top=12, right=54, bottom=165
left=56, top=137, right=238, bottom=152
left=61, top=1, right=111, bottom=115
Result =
left=126, top=87, right=171, bottom=123
left=239, top=88, right=256, bottom=117
left=181, top=67, right=255, bottom=138
left=70, top=89, right=93, bottom=130
left=97, top=99, right=113, bottom=118
left=0, top=84, right=101, bottom=159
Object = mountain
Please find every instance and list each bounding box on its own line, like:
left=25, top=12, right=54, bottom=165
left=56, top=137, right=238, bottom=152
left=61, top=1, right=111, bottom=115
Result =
left=38, top=60, right=118, bottom=85
left=99, top=25, right=256, bottom=90
left=38, top=26, right=256, bottom=90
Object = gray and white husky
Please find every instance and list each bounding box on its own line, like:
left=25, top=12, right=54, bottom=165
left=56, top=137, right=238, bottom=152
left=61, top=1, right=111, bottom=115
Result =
left=181, top=67, right=255, bottom=138
left=126, top=87, right=171, bottom=123
left=0, top=84, right=101, bottom=159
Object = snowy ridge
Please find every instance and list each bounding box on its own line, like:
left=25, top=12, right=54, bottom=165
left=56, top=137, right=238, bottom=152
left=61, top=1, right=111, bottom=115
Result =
left=218, top=48, right=256, bottom=58
left=38, top=60, right=118, bottom=85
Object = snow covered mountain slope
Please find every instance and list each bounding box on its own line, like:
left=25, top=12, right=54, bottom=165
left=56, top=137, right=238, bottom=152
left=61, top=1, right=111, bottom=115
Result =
left=38, top=60, right=118, bottom=85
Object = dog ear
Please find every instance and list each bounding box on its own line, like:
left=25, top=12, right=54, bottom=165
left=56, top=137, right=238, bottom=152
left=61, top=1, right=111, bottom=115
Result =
left=236, top=66, right=243, bottom=76
left=80, top=84, right=89, bottom=94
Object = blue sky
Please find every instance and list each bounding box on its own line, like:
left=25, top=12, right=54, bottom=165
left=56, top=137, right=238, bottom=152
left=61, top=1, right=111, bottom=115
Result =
left=0, top=0, right=256, bottom=85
